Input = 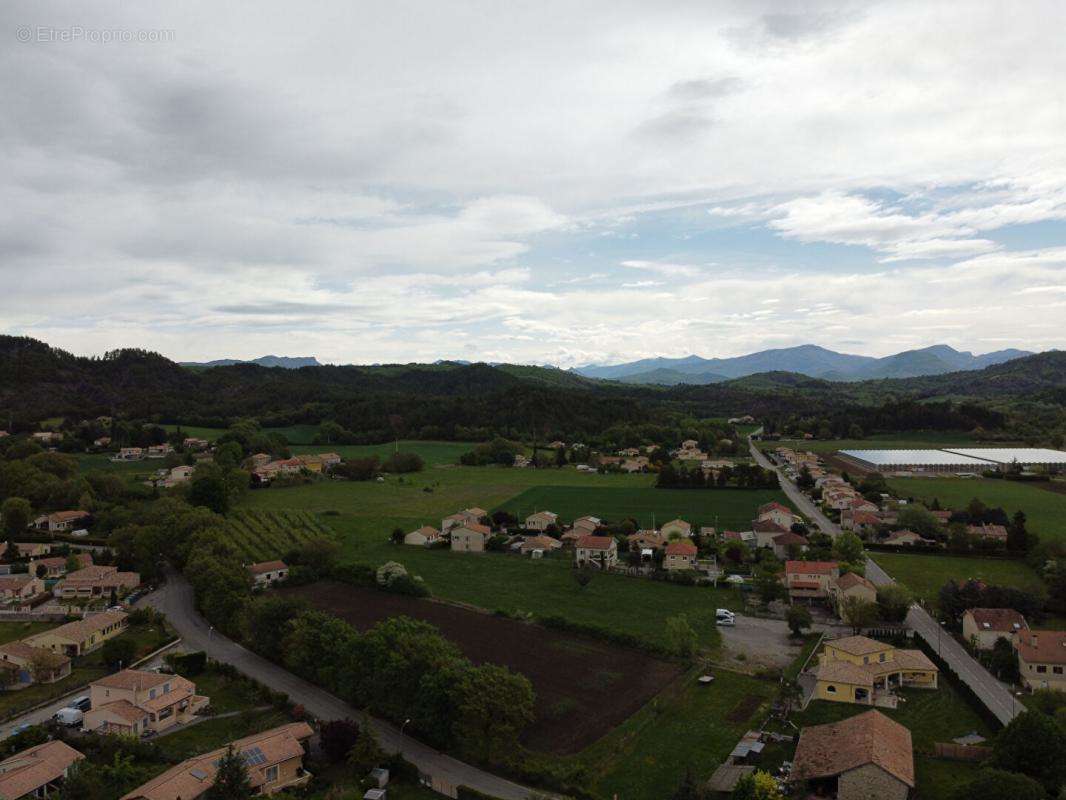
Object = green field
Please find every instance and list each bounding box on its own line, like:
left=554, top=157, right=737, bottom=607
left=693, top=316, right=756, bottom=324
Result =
left=496, top=485, right=788, bottom=531
left=238, top=463, right=766, bottom=650
left=76, top=453, right=159, bottom=476
left=871, top=552, right=1045, bottom=601
left=290, top=439, right=474, bottom=466
left=576, top=669, right=777, bottom=799
left=224, top=509, right=335, bottom=561
left=887, top=477, right=1066, bottom=544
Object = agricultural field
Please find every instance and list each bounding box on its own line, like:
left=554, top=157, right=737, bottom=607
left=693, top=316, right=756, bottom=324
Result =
left=238, top=465, right=769, bottom=651
left=887, top=476, right=1066, bottom=545
left=870, top=552, right=1045, bottom=602
left=224, top=509, right=335, bottom=561
left=284, top=581, right=684, bottom=754
left=290, top=439, right=474, bottom=467
left=574, top=669, right=777, bottom=799
left=496, top=485, right=787, bottom=531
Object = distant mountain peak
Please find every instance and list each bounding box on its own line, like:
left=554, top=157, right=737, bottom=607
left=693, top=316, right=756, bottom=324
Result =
left=573, top=344, right=1034, bottom=385
left=180, top=355, right=321, bottom=369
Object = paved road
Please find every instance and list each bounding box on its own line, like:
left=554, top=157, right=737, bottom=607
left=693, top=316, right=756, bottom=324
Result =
left=751, top=435, right=1022, bottom=725
left=142, top=573, right=550, bottom=800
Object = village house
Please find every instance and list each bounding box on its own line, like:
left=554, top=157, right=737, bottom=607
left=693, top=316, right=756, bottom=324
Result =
left=755, top=501, right=794, bottom=529
left=560, top=528, right=588, bottom=547
left=183, top=437, right=210, bottom=450
left=663, top=540, right=698, bottom=571
left=247, top=560, right=289, bottom=587
left=115, top=447, right=145, bottom=461
left=295, top=454, right=324, bottom=473
left=840, top=510, right=882, bottom=533
left=784, top=561, right=840, bottom=602
left=161, top=465, right=196, bottom=487
left=34, top=510, right=91, bottom=533
left=85, top=668, right=210, bottom=736
left=54, top=565, right=140, bottom=599
left=968, top=523, right=1009, bottom=543
left=882, top=529, right=937, bottom=547
left=525, top=511, right=558, bottom=531
left=791, top=709, right=914, bottom=800
left=1015, top=630, right=1066, bottom=691
left=0, top=740, right=84, bottom=800
left=846, top=497, right=880, bottom=515
left=0, top=574, right=45, bottom=603
left=120, top=722, right=315, bottom=800
left=812, top=635, right=938, bottom=706
left=660, top=519, right=692, bottom=539
left=574, top=535, right=618, bottom=569
left=318, top=452, right=342, bottom=467
left=829, top=572, right=878, bottom=618
left=752, top=519, right=790, bottom=549
left=621, top=456, right=650, bottom=473
left=0, top=640, right=72, bottom=686
left=628, top=530, right=667, bottom=552
left=722, top=530, right=756, bottom=546
left=94, top=436, right=112, bottom=447
left=25, top=610, right=128, bottom=657
left=32, top=431, right=61, bottom=445
left=12, top=542, right=52, bottom=559
left=519, top=535, right=562, bottom=556
left=451, top=523, right=491, bottom=553
left=571, top=516, right=602, bottom=535
left=771, top=531, right=808, bottom=560
left=962, top=608, right=1028, bottom=651
left=442, top=507, right=486, bottom=532
left=146, top=443, right=173, bottom=458
left=404, top=526, right=441, bottom=546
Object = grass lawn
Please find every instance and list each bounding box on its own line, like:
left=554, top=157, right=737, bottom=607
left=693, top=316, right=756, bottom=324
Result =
left=75, top=453, right=159, bottom=476
left=887, top=476, right=1066, bottom=545
left=870, top=552, right=1044, bottom=601
left=183, top=669, right=269, bottom=715
left=0, top=621, right=55, bottom=646
left=495, top=486, right=790, bottom=531
left=156, top=708, right=290, bottom=760
left=574, top=669, right=777, bottom=799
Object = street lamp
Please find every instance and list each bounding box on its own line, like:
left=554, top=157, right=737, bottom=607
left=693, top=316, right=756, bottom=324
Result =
left=400, top=718, right=411, bottom=737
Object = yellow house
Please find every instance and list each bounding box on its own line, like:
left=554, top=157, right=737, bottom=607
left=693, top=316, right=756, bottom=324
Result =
left=24, top=610, right=128, bottom=657
left=85, top=669, right=210, bottom=736
left=813, top=636, right=938, bottom=706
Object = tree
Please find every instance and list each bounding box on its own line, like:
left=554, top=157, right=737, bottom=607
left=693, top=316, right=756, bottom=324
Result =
left=832, top=532, right=864, bottom=564
left=99, top=637, right=136, bottom=671
left=796, top=465, right=814, bottom=491
left=574, top=566, right=594, bottom=590
left=205, top=746, right=254, bottom=800
left=754, top=569, right=786, bottom=604
left=993, top=709, right=1066, bottom=793
left=732, top=770, right=784, bottom=799
left=0, top=498, right=32, bottom=537
left=786, top=605, right=813, bottom=637
left=988, top=636, right=1020, bottom=683
left=840, top=596, right=878, bottom=633
left=243, top=594, right=307, bottom=656
left=952, top=768, right=1047, bottom=800
left=664, top=615, right=698, bottom=658
left=896, top=505, right=942, bottom=540
left=454, top=664, right=535, bottom=764
left=320, top=718, right=362, bottom=764
left=347, top=719, right=385, bottom=775
left=876, top=584, right=913, bottom=623
left=187, top=474, right=229, bottom=514
left=1007, top=510, right=1033, bottom=554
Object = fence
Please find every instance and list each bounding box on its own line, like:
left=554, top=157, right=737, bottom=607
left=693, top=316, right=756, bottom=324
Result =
left=933, top=742, right=992, bottom=761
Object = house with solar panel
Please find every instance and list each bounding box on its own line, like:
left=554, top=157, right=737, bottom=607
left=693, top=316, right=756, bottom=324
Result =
left=83, top=668, right=210, bottom=736
left=120, top=722, right=315, bottom=799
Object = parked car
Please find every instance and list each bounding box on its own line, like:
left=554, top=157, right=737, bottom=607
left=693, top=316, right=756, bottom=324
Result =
left=69, top=695, right=91, bottom=712
left=715, top=609, right=736, bottom=626
left=9, top=723, right=32, bottom=737
left=53, top=708, right=84, bottom=727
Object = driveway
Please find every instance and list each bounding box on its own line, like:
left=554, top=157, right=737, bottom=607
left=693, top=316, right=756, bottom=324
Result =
left=140, top=572, right=553, bottom=800
left=717, top=615, right=805, bottom=670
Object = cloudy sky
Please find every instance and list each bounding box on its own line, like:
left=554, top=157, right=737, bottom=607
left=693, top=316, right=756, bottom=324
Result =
left=3, top=1, right=1065, bottom=367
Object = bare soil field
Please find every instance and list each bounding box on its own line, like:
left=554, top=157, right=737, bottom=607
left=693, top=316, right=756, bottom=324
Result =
left=283, top=581, right=683, bottom=754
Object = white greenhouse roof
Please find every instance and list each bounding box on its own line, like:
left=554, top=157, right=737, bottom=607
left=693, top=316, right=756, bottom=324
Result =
left=941, top=448, right=1066, bottom=465
left=839, top=449, right=996, bottom=467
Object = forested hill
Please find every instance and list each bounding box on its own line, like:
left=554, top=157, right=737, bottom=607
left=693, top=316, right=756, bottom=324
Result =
left=0, top=336, right=1062, bottom=442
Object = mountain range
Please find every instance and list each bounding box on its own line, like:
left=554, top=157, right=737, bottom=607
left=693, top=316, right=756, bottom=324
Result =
left=180, top=355, right=321, bottom=369
left=573, top=344, right=1034, bottom=385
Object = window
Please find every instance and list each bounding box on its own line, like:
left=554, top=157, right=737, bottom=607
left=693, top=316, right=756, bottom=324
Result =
left=1037, top=665, right=1048, bottom=674
left=149, top=688, right=156, bottom=699
left=265, top=765, right=279, bottom=783
left=163, top=683, right=170, bottom=694
left=1055, top=667, right=1063, bottom=675
left=826, top=685, right=836, bottom=693
left=863, top=656, right=869, bottom=664
left=879, top=653, right=886, bottom=662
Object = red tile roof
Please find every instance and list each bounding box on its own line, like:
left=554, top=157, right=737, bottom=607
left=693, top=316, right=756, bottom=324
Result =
left=752, top=519, right=788, bottom=534
left=785, top=560, right=838, bottom=575
left=1014, top=630, right=1066, bottom=665
left=665, top=541, right=697, bottom=556
left=247, top=560, right=287, bottom=575
left=964, top=607, right=1028, bottom=633
left=577, top=535, right=614, bottom=550
left=792, top=709, right=914, bottom=788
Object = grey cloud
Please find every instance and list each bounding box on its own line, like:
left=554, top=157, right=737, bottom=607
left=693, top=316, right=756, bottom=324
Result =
left=213, top=301, right=362, bottom=315
left=634, top=110, right=714, bottom=143
left=666, top=77, right=742, bottom=102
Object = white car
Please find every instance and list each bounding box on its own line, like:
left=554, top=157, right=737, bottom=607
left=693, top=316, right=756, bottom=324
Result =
left=715, top=609, right=736, bottom=626
left=53, top=708, right=83, bottom=727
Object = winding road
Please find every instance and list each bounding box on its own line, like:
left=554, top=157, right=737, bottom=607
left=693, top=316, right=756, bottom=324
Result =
left=749, top=434, right=1021, bottom=725
left=141, top=572, right=550, bottom=800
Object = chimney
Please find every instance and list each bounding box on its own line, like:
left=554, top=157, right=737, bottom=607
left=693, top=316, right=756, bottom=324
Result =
left=1032, top=633, right=1039, bottom=648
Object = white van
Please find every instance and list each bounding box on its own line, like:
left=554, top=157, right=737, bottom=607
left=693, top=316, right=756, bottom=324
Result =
left=715, top=609, right=736, bottom=626
left=53, top=707, right=83, bottom=727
